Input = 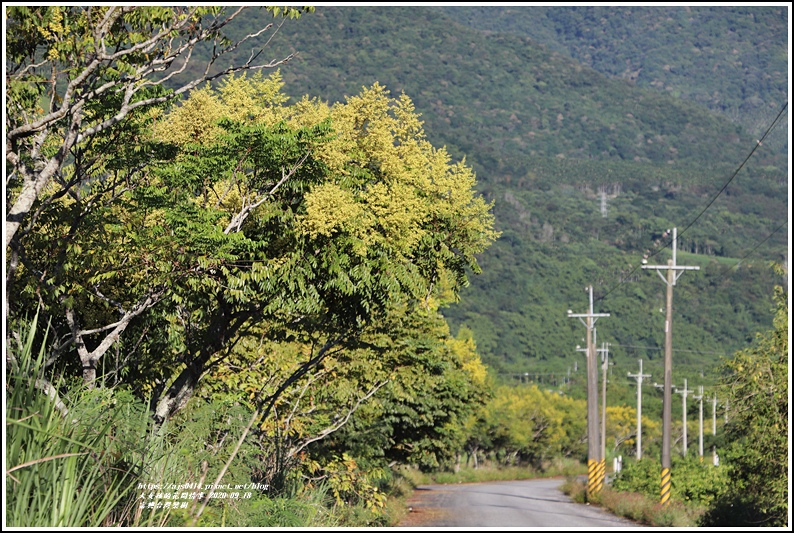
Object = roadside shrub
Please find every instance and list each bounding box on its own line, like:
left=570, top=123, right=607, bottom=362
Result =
left=610, top=457, right=660, bottom=498
left=560, top=476, right=587, bottom=504
left=670, top=454, right=728, bottom=506
left=610, top=455, right=727, bottom=505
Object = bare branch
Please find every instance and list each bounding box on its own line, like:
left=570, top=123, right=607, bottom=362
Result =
left=288, top=380, right=390, bottom=458
left=6, top=103, right=83, bottom=248
left=74, top=51, right=297, bottom=146
left=7, top=6, right=299, bottom=249
left=65, top=287, right=165, bottom=384
left=224, top=151, right=312, bottom=234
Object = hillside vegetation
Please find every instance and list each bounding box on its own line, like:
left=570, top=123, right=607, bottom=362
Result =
left=236, top=6, right=788, bottom=380
left=439, top=5, right=789, bottom=153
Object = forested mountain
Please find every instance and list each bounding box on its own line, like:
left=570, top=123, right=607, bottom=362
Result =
left=240, top=6, right=788, bottom=383
left=439, top=5, right=789, bottom=154
left=21, top=4, right=784, bottom=387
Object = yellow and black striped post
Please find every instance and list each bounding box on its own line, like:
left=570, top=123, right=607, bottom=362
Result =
left=587, top=458, right=606, bottom=497
left=660, top=467, right=671, bottom=506
left=600, top=459, right=607, bottom=491
left=587, top=459, right=600, bottom=498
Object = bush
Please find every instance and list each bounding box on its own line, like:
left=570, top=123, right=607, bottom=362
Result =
left=597, top=486, right=701, bottom=526
left=610, top=457, right=660, bottom=498
left=610, top=455, right=727, bottom=505
left=670, top=454, right=728, bottom=506
left=559, top=476, right=587, bottom=504
left=225, top=487, right=338, bottom=527
left=598, top=489, right=654, bottom=522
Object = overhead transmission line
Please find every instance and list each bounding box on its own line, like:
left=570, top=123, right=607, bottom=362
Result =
left=595, top=100, right=789, bottom=305
left=673, top=101, right=787, bottom=243
left=709, top=220, right=788, bottom=285
left=611, top=344, right=730, bottom=356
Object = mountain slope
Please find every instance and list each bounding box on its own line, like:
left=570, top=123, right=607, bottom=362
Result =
left=438, top=4, right=789, bottom=153
left=205, top=6, right=787, bottom=383
left=264, top=6, right=756, bottom=170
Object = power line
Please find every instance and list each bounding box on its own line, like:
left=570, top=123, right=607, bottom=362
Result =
left=595, top=100, right=788, bottom=305
left=674, top=101, right=787, bottom=243
left=709, top=220, right=788, bottom=285
left=611, top=344, right=730, bottom=356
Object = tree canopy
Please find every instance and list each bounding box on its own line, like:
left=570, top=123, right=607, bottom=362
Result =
left=8, top=66, right=498, bottom=426
left=5, top=6, right=317, bottom=250
left=703, top=266, right=788, bottom=526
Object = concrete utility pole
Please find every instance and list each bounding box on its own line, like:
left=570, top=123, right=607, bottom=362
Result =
left=568, top=286, right=610, bottom=499
left=674, top=379, right=693, bottom=456
left=628, top=360, right=652, bottom=460
left=694, top=385, right=704, bottom=460
left=598, top=341, right=610, bottom=473
left=712, top=394, right=719, bottom=466
left=641, top=227, right=700, bottom=506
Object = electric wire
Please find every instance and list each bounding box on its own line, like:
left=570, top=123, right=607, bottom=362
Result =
left=673, top=101, right=787, bottom=244
left=708, top=220, right=788, bottom=286
left=610, top=344, right=730, bottom=356
left=594, top=100, right=788, bottom=305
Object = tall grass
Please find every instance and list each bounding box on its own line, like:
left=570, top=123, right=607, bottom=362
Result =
left=5, top=313, right=168, bottom=527
left=221, top=483, right=340, bottom=527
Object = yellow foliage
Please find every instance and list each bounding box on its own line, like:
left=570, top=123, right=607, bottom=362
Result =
left=481, top=385, right=574, bottom=452
left=153, top=71, right=288, bottom=146
left=300, top=83, right=498, bottom=260
left=447, top=327, right=488, bottom=387
left=156, top=76, right=497, bottom=267
left=216, top=70, right=288, bottom=124
left=154, top=86, right=226, bottom=145
left=605, top=404, right=661, bottom=450
left=300, top=183, right=368, bottom=249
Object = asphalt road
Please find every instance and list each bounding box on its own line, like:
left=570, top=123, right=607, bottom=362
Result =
left=397, top=478, right=639, bottom=528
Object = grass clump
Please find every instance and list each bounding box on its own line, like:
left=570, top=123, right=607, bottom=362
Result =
left=396, top=457, right=585, bottom=487
left=559, top=480, right=703, bottom=527
left=5, top=314, right=169, bottom=527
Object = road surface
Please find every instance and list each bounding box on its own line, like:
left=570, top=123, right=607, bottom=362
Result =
left=397, top=478, right=639, bottom=528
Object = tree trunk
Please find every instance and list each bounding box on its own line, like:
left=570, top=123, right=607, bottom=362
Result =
left=153, top=355, right=210, bottom=423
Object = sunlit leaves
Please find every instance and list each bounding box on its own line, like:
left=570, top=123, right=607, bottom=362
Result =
left=468, top=384, right=588, bottom=467
left=712, top=271, right=788, bottom=526
left=267, top=6, right=316, bottom=20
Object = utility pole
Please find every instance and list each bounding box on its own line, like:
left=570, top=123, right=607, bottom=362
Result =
left=568, top=286, right=610, bottom=499
left=641, top=227, right=700, bottom=506
left=712, top=394, right=719, bottom=466
left=674, top=378, right=693, bottom=456
left=694, top=385, right=704, bottom=460
left=598, top=341, right=610, bottom=475
left=628, top=359, right=652, bottom=460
